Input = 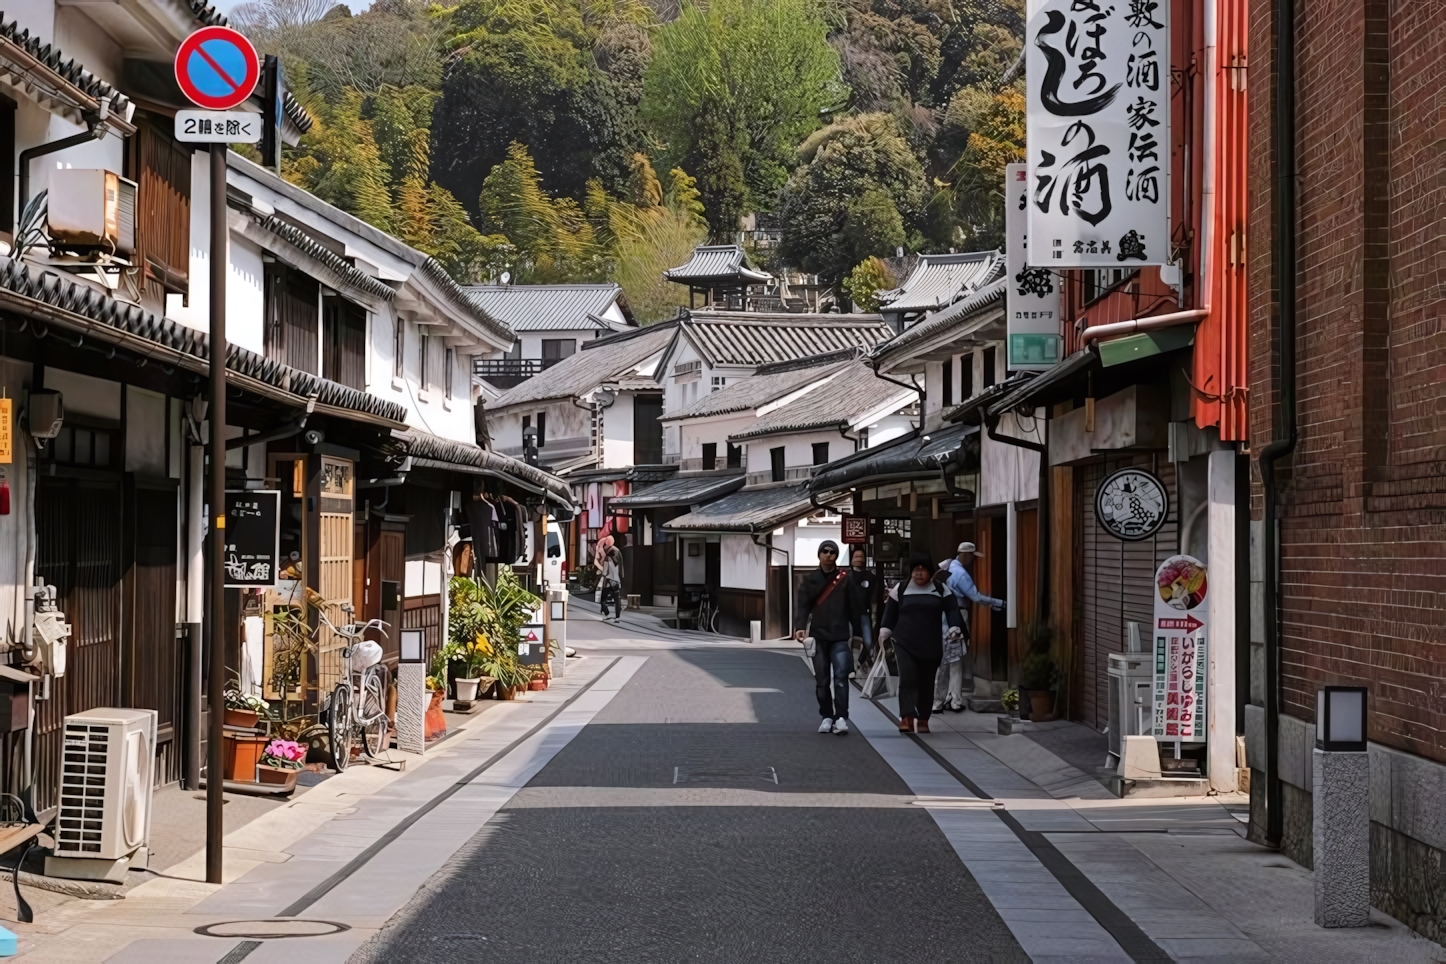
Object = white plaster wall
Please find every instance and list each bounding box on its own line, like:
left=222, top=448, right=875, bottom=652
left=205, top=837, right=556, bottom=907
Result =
left=43, top=367, right=119, bottom=418
left=863, top=412, right=915, bottom=449
left=744, top=430, right=843, bottom=475
left=922, top=361, right=943, bottom=429
left=663, top=340, right=703, bottom=417
left=979, top=409, right=1041, bottom=506
left=720, top=534, right=767, bottom=590
left=681, top=540, right=706, bottom=584
left=679, top=413, right=752, bottom=462
left=226, top=234, right=266, bottom=356
left=602, top=392, right=635, bottom=468
left=490, top=399, right=588, bottom=458
left=794, top=523, right=843, bottom=566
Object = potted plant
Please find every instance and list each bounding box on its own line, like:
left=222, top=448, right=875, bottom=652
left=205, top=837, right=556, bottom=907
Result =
left=1019, top=653, right=1059, bottom=722
left=1001, top=688, right=1020, bottom=719
left=257, top=739, right=305, bottom=789
left=224, top=689, right=269, bottom=729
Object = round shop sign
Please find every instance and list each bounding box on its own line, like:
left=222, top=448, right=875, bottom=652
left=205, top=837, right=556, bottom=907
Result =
left=1095, top=468, right=1169, bottom=541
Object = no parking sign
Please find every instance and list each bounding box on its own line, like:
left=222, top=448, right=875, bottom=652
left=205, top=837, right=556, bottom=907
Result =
left=175, top=26, right=259, bottom=110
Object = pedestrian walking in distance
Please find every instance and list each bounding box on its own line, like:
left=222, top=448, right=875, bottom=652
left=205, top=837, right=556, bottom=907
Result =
left=934, top=541, right=1003, bottom=712
left=881, top=552, right=964, bottom=733
left=795, top=539, right=863, bottom=736
left=849, top=547, right=882, bottom=671
left=599, top=546, right=623, bottom=622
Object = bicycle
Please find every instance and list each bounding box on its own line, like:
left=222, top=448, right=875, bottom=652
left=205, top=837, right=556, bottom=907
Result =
left=315, top=602, right=391, bottom=772
left=694, top=592, right=720, bottom=634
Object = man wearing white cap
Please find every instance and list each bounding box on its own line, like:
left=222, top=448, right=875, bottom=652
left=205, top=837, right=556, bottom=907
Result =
left=934, top=541, right=1003, bottom=711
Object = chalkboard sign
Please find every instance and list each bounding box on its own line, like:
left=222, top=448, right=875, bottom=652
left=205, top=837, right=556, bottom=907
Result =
left=224, top=490, right=280, bottom=587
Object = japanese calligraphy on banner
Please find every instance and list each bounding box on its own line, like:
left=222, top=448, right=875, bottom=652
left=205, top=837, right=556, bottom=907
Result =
left=1152, top=554, right=1207, bottom=740
left=1005, top=163, right=1061, bottom=369
left=1026, top=0, right=1169, bottom=266
left=224, top=490, right=280, bottom=588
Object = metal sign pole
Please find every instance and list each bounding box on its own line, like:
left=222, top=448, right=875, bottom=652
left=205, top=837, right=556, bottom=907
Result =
left=206, top=142, right=228, bottom=885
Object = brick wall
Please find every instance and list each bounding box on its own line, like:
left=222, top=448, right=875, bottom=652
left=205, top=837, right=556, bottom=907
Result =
left=1249, top=0, right=1446, bottom=765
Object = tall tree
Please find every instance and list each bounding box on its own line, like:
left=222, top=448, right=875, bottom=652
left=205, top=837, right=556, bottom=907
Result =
left=641, top=0, right=844, bottom=238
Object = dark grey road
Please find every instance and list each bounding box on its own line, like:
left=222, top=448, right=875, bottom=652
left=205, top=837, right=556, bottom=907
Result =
left=352, top=645, right=1028, bottom=963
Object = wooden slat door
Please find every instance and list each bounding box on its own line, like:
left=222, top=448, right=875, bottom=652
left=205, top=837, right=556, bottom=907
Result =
left=123, top=481, right=180, bottom=786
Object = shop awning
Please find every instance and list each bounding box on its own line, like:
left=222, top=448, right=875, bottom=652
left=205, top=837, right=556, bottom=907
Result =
left=608, top=473, right=745, bottom=509
left=394, top=429, right=577, bottom=514
left=808, top=422, right=979, bottom=496
left=663, top=482, right=836, bottom=534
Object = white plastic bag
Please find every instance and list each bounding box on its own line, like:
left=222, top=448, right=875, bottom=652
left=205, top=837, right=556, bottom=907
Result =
left=349, top=639, right=383, bottom=671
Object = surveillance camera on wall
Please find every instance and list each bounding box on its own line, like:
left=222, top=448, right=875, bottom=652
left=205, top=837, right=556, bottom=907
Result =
left=303, top=428, right=325, bottom=446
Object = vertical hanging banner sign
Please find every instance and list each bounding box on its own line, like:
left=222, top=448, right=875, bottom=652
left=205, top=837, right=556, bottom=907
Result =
left=1006, top=162, right=1062, bottom=369
left=1026, top=0, right=1170, bottom=266
left=0, top=397, right=12, bottom=463
left=224, top=490, right=280, bottom=588
left=1152, top=554, right=1207, bottom=740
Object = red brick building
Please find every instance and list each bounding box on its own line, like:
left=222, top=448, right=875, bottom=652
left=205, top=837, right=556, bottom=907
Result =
left=1247, top=0, right=1446, bottom=942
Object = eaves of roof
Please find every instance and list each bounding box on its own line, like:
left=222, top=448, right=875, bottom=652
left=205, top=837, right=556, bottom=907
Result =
left=394, top=429, right=575, bottom=510
left=661, top=482, right=828, bottom=533
left=871, top=278, right=1007, bottom=373
left=0, top=18, right=136, bottom=134
left=663, top=245, right=772, bottom=285
left=0, top=257, right=408, bottom=427
left=877, top=250, right=1003, bottom=313
left=461, top=283, right=630, bottom=333
left=678, top=313, right=892, bottom=368
left=241, top=212, right=396, bottom=304
left=488, top=322, right=677, bottom=408
left=608, top=473, right=745, bottom=508
left=808, top=422, right=979, bottom=496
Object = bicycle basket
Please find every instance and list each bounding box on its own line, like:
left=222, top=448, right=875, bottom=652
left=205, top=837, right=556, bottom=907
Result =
left=348, top=639, right=383, bottom=671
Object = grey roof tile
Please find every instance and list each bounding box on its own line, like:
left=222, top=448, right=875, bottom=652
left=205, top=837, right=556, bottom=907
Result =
left=394, top=428, right=574, bottom=507
left=871, top=278, right=1007, bottom=370
left=878, top=250, right=1004, bottom=312
left=666, top=357, right=851, bottom=421
left=680, top=312, right=891, bottom=368
left=488, top=323, right=676, bottom=408
left=608, top=473, right=745, bottom=508
left=664, top=245, right=771, bottom=284
left=0, top=16, right=132, bottom=124
left=254, top=214, right=395, bottom=302
left=729, top=360, right=914, bottom=440
left=663, top=481, right=832, bottom=532
left=461, top=283, right=631, bottom=332
left=809, top=422, right=978, bottom=494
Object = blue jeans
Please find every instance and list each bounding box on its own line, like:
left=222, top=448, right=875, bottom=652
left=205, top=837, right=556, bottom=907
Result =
left=812, top=638, right=851, bottom=720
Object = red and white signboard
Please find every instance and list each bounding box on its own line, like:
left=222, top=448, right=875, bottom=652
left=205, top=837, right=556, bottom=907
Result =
left=1151, top=554, right=1208, bottom=740
left=175, top=26, right=260, bottom=111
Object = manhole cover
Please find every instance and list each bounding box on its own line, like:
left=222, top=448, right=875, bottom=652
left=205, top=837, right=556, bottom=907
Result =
left=195, top=919, right=351, bottom=939
left=673, top=765, right=777, bottom=785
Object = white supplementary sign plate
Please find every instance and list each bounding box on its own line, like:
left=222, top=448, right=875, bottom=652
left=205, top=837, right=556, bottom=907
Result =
left=175, top=109, right=262, bottom=143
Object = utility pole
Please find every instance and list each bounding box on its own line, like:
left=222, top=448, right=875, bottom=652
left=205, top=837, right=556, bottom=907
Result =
left=206, top=141, right=227, bottom=885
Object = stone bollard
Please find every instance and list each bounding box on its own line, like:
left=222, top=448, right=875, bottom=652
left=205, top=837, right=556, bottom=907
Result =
left=1312, top=686, right=1370, bottom=928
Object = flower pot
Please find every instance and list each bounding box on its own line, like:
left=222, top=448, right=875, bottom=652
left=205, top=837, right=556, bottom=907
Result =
left=224, top=708, right=260, bottom=729
left=1029, top=689, right=1055, bottom=723
left=455, top=677, right=482, bottom=702
left=424, top=689, right=447, bottom=742
left=223, top=733, right=268, bottom=781
left=257, top=764, right=299, bottom=789
left=527, top=679, right=547, bottom=691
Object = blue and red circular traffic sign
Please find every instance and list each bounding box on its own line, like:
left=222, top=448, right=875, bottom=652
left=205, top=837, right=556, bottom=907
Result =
left=175, top=26, right=260, bottom=111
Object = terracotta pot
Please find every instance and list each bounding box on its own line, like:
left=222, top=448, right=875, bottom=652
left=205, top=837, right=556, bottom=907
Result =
left=223, top=733, right=267, bottom=781
left=1029, top=689, right=1054, bottom=723
left=224, top=708, right=260, bottom=729
left=257, top=764, right=299, bottom=789
left=527, top=679, right=547, bottom=691
left=424, top=689, right=447, bottom=742
left=455, top=677, right=482, bottom=702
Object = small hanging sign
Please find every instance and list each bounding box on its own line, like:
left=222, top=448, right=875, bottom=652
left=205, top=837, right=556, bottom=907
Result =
left=224, top=490, right=280, bottom=587
left=0, top=397, right=11, bottom=464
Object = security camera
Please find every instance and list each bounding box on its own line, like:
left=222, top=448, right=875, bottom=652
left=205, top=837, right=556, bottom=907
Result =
left=302, top=428, right=325, bottom=446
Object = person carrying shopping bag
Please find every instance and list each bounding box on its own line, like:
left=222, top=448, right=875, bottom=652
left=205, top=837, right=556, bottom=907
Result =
left=934, top=541, right=1003, bottom=712
left=794, top=540, right=864, bottom=736
left=880, top=552, right=965, bottom=734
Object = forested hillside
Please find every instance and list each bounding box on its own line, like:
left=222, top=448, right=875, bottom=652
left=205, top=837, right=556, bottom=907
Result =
left=233, top=0, right=1022, bottom=319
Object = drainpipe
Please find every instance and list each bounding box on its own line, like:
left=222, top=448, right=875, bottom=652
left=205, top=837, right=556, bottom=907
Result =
left=19, top=104, right=112, bottom=215
left=1259, top=0, right=1298, bottom=850
left=1078, top=308, right=1210, bottom=346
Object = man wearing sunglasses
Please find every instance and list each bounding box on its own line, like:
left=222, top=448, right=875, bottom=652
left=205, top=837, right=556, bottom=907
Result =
left=794, top=540, right=864, bottom=735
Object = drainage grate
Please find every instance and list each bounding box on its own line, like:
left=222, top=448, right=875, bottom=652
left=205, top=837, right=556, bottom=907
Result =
left=195, top=919, right=351, bottom=940
left=673, top=765, right=778, bottom=785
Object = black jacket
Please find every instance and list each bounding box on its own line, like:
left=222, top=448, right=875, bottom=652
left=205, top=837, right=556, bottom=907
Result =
left=881, top=582, right=963, bottom=661
left=795, top=566, right=862, bottom=642
left=849, top=566, right=882, bottom=630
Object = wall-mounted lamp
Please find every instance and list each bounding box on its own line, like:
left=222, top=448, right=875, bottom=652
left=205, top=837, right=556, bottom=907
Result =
left=1315, top=686, right=1367, bottom=753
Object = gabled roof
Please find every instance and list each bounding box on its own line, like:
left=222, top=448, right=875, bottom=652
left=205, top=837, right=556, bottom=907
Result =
left=809, top=422, right=979, bottom=495
left=878, top=251, right=1004, bottom=313
left=663, top=482, right=837, bottom=533
left=669, top=312, right=891, bottom=369
left=488, top=323, right=677, bottom=409
left=461, top=283, right=633, bottom=332
left=394, top=429, right=575, bottom=510
left=664, top=355, right=852, bottom=422
left=608, top=473, right=745, bottom=509
left=729, top=360, right=915, bottom=441
left=871, top=278, right=1007, bottom=373
left=242, top=213, right=395, bottom=305
left=0, top=18, right=136, bottom=134
left=664, top=245, right=771, bottom=285
left=0, top=257, right=407, bottom=426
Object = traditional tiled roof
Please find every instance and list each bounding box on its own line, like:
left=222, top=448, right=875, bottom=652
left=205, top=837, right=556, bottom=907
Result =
left=252, top=215, right=395, bottom=302
left=809, top=422, right=979, bottom=494
left=664, top=245, right=771, bottom=285
left=607, top=473, right=745, bottom=508
left=870, top=278, right=1007, bottom=372
left=393, top=429, right=575, bottom=508
left=678, top=312, right=891, bottom=368
left=663, top=481, right=837, bottom=532
left=877, top=251, right=1004, bottom=313
left=0, top=257, right=407, bottom=425
left=665, top=356, right=851, bottom=421
left=730, top=360, right=914, bottom=440
left=488, top=323, right=677, bottom=408
left=462, top=283, right=633, bottom=333
left=0, top=17, right=135, bottom=132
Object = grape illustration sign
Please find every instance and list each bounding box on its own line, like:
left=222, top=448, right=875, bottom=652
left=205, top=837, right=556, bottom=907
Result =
left=1025, top=0, right=1170, bottom=267
left=1094, top=467, right=1168, bottom=541
left=1152, top=554, right=1207, bottom=740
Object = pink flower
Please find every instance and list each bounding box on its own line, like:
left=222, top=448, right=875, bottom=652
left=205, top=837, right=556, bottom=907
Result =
left=264, top=739, right=305, bottom=762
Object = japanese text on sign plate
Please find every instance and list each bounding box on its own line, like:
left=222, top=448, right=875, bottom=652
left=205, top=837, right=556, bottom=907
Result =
left=1027, top=0, right=1169, bottom=266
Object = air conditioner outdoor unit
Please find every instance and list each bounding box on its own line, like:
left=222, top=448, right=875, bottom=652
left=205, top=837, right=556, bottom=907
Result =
left=47, top=169, right=137, bottom=257
left=52, top=708, right=156, bottom=862
left=1105, top=622, right=1154, bottom=766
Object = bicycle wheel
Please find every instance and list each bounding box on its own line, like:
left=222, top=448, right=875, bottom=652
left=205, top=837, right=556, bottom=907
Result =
left=359, top=667, right=389, bottom=759
left=328, top=683, right=354, bottom=772
left=709, top=606, right=720, bottom=634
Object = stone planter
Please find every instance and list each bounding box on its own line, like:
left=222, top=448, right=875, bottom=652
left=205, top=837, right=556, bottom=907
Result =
left=455, top=677, right=482, bottom=703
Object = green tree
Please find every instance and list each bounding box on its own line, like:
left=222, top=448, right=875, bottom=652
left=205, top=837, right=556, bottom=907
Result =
left=776, top=113, right=925, bottom=288
left=477, top=142, right=608, bottom=282
left=287, top=89, right=396, bottom=230
left=642, top=0, right=844, bottom=237
left=841, top=256, right=897, bottom=312
left=934, top=83, right=1025, bottom=249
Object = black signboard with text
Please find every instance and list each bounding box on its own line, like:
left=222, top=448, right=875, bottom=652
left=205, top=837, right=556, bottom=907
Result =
left=224, top=490, right=280, bottom=588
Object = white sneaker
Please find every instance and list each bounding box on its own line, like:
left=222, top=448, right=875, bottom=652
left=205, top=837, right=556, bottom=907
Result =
left=832, top=718, right=850, bottom=735
left=818, top=718, right=834, bottom=733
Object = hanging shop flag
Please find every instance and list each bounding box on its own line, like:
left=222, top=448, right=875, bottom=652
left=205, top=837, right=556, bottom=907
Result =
left=1026, top=0, right=1169, bottom=267
left=224, top=490, right=280, bottom=588
left=1151, top=554, right=1207, bottom=740
left=0, top=397, right=11, bottom=463
left=1006, top=162, right=1062, bottom=369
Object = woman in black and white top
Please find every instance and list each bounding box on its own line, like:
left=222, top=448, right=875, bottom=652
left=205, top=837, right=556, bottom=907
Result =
left=879, top=552, right=964, bottom=733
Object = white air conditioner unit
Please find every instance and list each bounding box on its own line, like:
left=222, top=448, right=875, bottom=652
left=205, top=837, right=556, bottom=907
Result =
left=53, top=708, right=156, bottom=861
left=47, top=169, right=137, bottom=257
left=1105, top=622, right=1154, bottom=766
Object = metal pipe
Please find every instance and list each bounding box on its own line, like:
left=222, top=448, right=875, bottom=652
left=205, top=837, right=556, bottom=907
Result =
left=1260, top=0, right=1298, bottom=848
left=185, top=437, right=204, bottom=791
left=1078, top=308, right=1210, bottom=345
left=18, top=125, right=107, bottom=216
left=205, top=145, right=228, bottom=885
